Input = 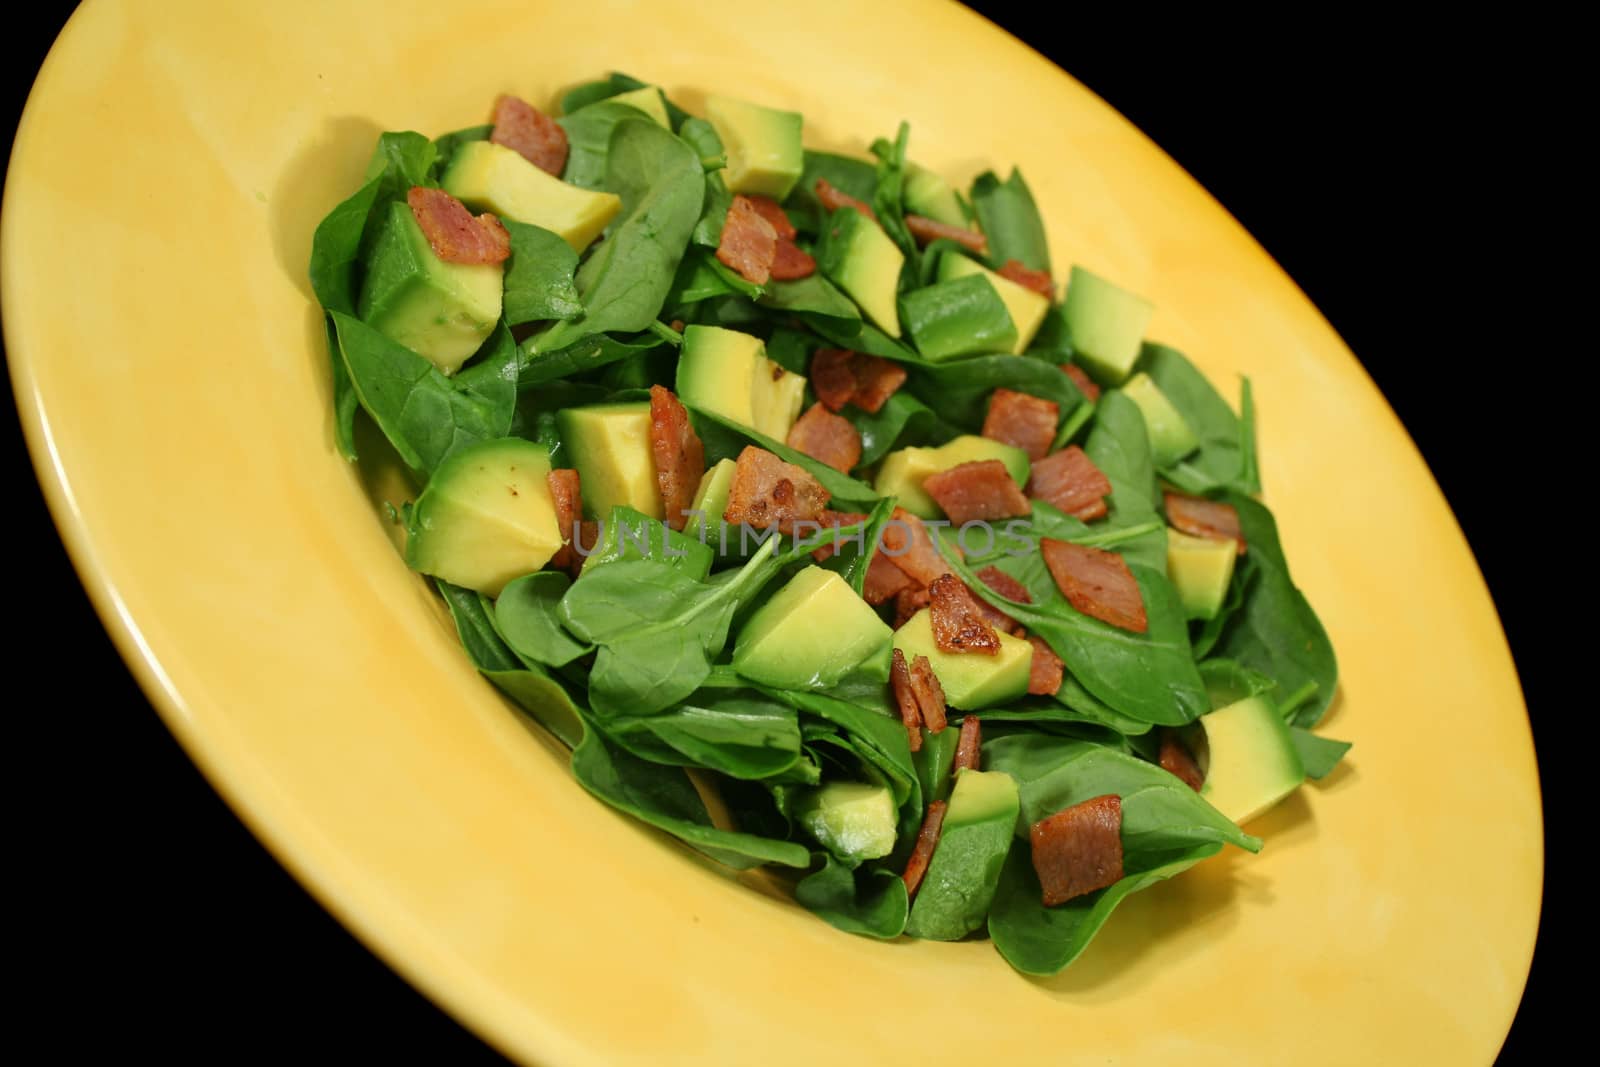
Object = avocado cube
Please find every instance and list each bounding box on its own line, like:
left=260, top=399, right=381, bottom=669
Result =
left=938, top=253, right=1050, bottom=354
left=1199, top=696, right=1305, bottom=825
left=873, top=435, right=1029, bottom=519
left=705, top=94, right=804, bottom=199
left=793, top=782, right=897, bottom=866
left=687, top=457, right=738, bottom=541
left=1119, top=372, right=1199, bottom=466
left=606, top=86, right=670, bottom=127
left=900, top=273, right=1019, bottom=361
left=734, top=566, right=894, bottom=689
left=356, top=201, right=502, bottom=375
left=892, top=609, right=1032, bottom=709
left=676, top=325, right=806, bottom=440
left=905, top=768, right=1019, bottom=940
left=817, top=208, right=905, bottom=337
left=440, top=140, right=621, bottom=253
left=1167, top=529, right=1237, bottom=620
left=1061, top=266, right=1154, bottom=385
left=555, top=402, right=664, bottom=520
left=904, top=162, right=968, bottom=228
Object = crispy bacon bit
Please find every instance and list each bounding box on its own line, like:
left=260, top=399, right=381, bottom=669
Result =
left=890, top=648, right=923, bottom=752
left=929, top=574, right=1001, bottom=655
left=863, top=551, right=915, bottom=605
left=983, top=388, right=1060, bottom=461
left=722, top=446, right=830, bottom=533
left=490, top=94, right=568, bottom=176
left=952, top=715, right=982, bottom=773
left=770, top=238, right=816, bottom=280
left=810, top=348, right=858, bottom=413
left=669, top=319, right=686, bottom=334
left=908, top=655, right=948, bottom=733
left=809, top=509, right=868, bottom=561
left=715, top=195, right=779, bottom=286
left=1164, top=492, right=1247, bottom=555
left=815, top=178, right=876, bottom=221
left=1061, top=363, right=1101, bottom=403
left=1040, top=539, right=1148, bottom=633
left=923, top=460, right=1031, bottom=525
left=848, top=354, right=907, bottom=414
left=744, top=195, right=796, bottom=240
left=880, top=508, right=956, bottom=587
left=998, top=258, right=1054, bottom=298
left=786, top=402, right=862, bottom=473
left=905, top=214, right=988, bottom=256
left=648, top=386, right=705, bottom=531
left=1159, top=730, right=1204, bottom=792
left=976, top=565, right=1032, bottom=606
left=1027, top=635, right=1064, bottom=696
left=1030, top=794, right=1124, bottom=906
left=902, top=800, right=948, bottom=897
left=894, top=585, right=932, bottom=629
left=546, top=468, right=584, bottom=576
left=406, top=186, right=510, bottom=265
left=1027, top=446, right=1112, bottom=522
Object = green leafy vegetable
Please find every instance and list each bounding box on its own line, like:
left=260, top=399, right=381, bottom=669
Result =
left=493, top=572, right=593, bottom=668
left=795, top=853, right=909, bottom=938
left=501, top=220, right=582, bottom=325
left=970, top=167, right=1050, bottom=274
left=1289, top=727, right=1352, bottom=779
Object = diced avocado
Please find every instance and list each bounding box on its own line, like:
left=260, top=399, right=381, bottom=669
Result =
left=734, top=566, right=894, bottom=689
left=793, top=781, right=897, bottom=866
left=873, top=435, right=1029, bottom=519
left=555, top=402, right=663, bottom=520
left=704, top=94, right=804, bottom=199
left=1119, top=372, right=1199, bottom=466
left=676, top=326, right=807, bottom=440
left=606, top=86, right=669, bottom=127
left=938, top=254, right=1049, bottom=354
left=905, top=768, right=1019, bottom=940
left=1167, top=529, right=1237, bottom=620
left=1199, top=695, right=1304, bottom=825
left=1061, top=266, right=1154, bottom=385
left=893, top=609, right=1032, bottom=709
left=900, top=274, right=1018, bottom=361
left=904, top=162, right=968, bottom=228
left=687, top=458, right=737, bottom=539
left=816, top=207, right=905, bottom=337
left=406, top=438, right=562, bottom=596
left=580, top=505, right=713, bottom=580
left=356, top=201, right=502, bottom=375
left=914, top=725, right=962, bottom=805
left=440, top=140, right=621, bottom=253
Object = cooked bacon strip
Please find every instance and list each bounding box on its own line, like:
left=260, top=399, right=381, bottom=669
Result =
left=722, top=446, right=830, bottom=533
left=810, top=348, right=858, bottom=413
left=998, top=258, right=1054, bottom=298
left=928, top=574, right=1001, bottom=655
left=1164, top=492, right=1247, bottom=555
left=848, top=354, right=907, bottom=414
left=923, top=460, right=1031, bottom=525
left=809, top=509, right=868, bottom=562
left=715, top=195, right=779, bottom=286
left=546, top=468, right=584, bottom=576
left=983, top=388, right=1060, bottom=461
left=1031, top=794, right=1124, bottom=905
left=952, top=715, right=982, bottom=773
left=815, top=178, right=876, bottom=221
left=786, top=402, right=862, bottom=474
left=648, top=386, right=705, bottom=531
left=1040, top=538, right=1148, bottom=633
left=1061, top=363, right=1101, bottom=403
left=863, top=551, right=915, bottom=606
left=770, top=238, right=816, bottom=280
left=406, top=186, right=510, bottom=265
left=1159, top=730, right=1204, bottom=792
left=490, top=94, right=569, bottom=176
left=893, top=585, right=931, bottom=629
left=1026, top=635, right=1064, bottom=696
left=1027, top=445, right=1111, bottom=522
left=574, top=520, right=601, bottom=560
left=902, top=800, right=947, bottom=897
left=908, top=655, right=948, bottom=733
left=744, top=195, right=796, bottom=240
left=890, top=648, right=923, bottom=752
left=905, top=214, right=988, bottom=255
left=976, top=565, right=1032, bottom=606
left=880, top=508, right=956, bottom=587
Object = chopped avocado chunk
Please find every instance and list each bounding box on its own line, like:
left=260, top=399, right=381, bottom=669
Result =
left=873, top=435, right=1029, bottom=519
left=1120, top=372, right=1199, bottom=466
left=905, top=768, right=1019, bottom=940
left=1061, top=266, right=1154, bottom=385
left=687, top=457, right=738, bottom=539
left=606, top=86, right=670, bottom=127
left=734, top=566, right=894, bottom=689
left=406, top=438, right=562, bottom=596
left=893, top=609, right=1032, bottom=709
left=705, top=94, right=804, bottom=199
left=440, top=140, right=621, bottom=253
left=817, top=208, right=905, bottom=337
left=356, top=201, right=502, bottom=375
left=937, top=253, right=1048, bottom=354
left=676, top=325, right=807, bottom=440
left=580, top=505, right=713, bottom=579
left=900, top=273, right=1018, bottom=361
left=793, top=781, right=897, bottom=866
left=1167, top=529, right=1237, bottom=620
left=555, top=402, right=663, bottom=520
left=904, top=162, right=968, bottom=228
left=1199, top=695, right=1304, bottom=824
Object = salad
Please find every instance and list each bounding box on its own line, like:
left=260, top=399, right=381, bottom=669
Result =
left=307, top=73, right=1344, bottom=975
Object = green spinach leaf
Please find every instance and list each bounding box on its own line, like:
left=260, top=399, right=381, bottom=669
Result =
left=1139, top=344, right=1258, bottom=495
left=493, top=572, right=592, bottom=668
left=970, top=167, right=1050, bottom=274
left=688, top=405, right=880, bottom=507
left=501, top=220, right=582, bottom=325
left=794, top=853, right=909, bottom=939
left=1289, top=727, right=1351, bottom=779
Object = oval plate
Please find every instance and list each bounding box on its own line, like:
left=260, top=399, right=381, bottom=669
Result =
left=4, top=0, right=1539, bottom=1062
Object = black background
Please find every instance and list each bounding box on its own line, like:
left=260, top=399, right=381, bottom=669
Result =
left=6, top=4, right=1552, bottom=1061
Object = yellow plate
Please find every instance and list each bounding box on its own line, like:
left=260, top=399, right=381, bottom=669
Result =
left=4, top=1, right=1540, bottom=1062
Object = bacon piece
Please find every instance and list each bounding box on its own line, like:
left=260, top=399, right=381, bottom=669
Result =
left=998, top=258, right=1054, bottom=298
left=406, top=186, right=510, bottom=265
left=809, top=509, right=868, bottom=562
left=1061, top=363, right=1101, bottom=403
left=744, top=195, right=796, bottom=240
left=810, top=348, right=858, bottom=413
left=546, top=468, right=584, bottom=576
left=863, top=551, right=915, bottom=606
left=490, top=94, right=569, bottom=176
left=890, top=648, right=923, bottom=752
left=1159, top=730, right=1205, bottom=791
left=983, top=388, right=1060, bottom=462
left=574, top=520, right=601, bottom=560
left=923, top=460, right=1031, bottom=525
left=1164, top=492, right=1247, bottom=555
left=902, top=800, right=948, bottom=898
left=770, top=238, right=816, bottom=280
left=848, top=354, right=907, bottom=414
left=976, top=565, right=1032, bottom=606
left=893, top=585, right=932, bottom=629
left=815, top=178, right=877, bottom=221
left=907, top=655, right=948, bottom=733
left=1026, top=635, right=1064, bottom=696
left=905, top=214, right=989, bottom=256
left=648, top=386, right=705, bottom=531
left=786, top=402, right=862, bottom=474
left=1031, top=794, right=1124, bottom=905
left=952, top=715, right=982, bottom=774
left=928, top=574, right=1001, bottom=655
left=722, top=446, right=830, bottom=533
left=1040, top=539, right=1148, bottom=633
left=715, top=195, right=779, bottom=286
left=1027, top=445, right=1111, bottom=522
left=880, top=508, right=956, bottom=587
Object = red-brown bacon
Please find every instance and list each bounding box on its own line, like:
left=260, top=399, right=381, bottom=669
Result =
left=1027, top=445, right=1111, bottom=522
left=983, top=388, right=1060, bottom=461
left=1040, top=538, right=1148, bottom=633
left=1030, top=794, right=1124, bottom=906
left=407, top=186, right=510, bottom=265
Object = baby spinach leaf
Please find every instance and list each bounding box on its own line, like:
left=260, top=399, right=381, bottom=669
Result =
left=555, top=100, right=654, bottom=190
left=560, top=71, right=690, bottom=129
left=759, top=274, right=863, bottom=337
left=602, top=688, right=804, bottom=780
left=501, top=220, right=582, bottom=325
left=520, top=330, right=665, bottom=385
left=1084, top=390, right=1166, bottom=572
left=1288, top=727, right=1351, bottom=779
left=678, top=117, right=733, bottom=247
left=753, top=685, right=917, bottom=813
left=493, top=572, right=593, bottom=668
left=687, top=405, right=880, bottom=507
left=1197, top=657, right=1277, bottom=709
left=1139, top=344, right=1258, bottom=495
left=868, top=124, right=919, bottom=279
left=906, top=355, right=1087, bottom=433
left=970, top=167, right=1050, bottom=274
left=794, top=853, right=909, bottom=939
left=581, top=504, right=714, bottom=577
left=817, top=496, right=897, bottom=594
left=665, top=247, right=740, bottom=309
left=850, top=390, right=959, bottom=467
left=785, top=149, right=879, bottom=233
